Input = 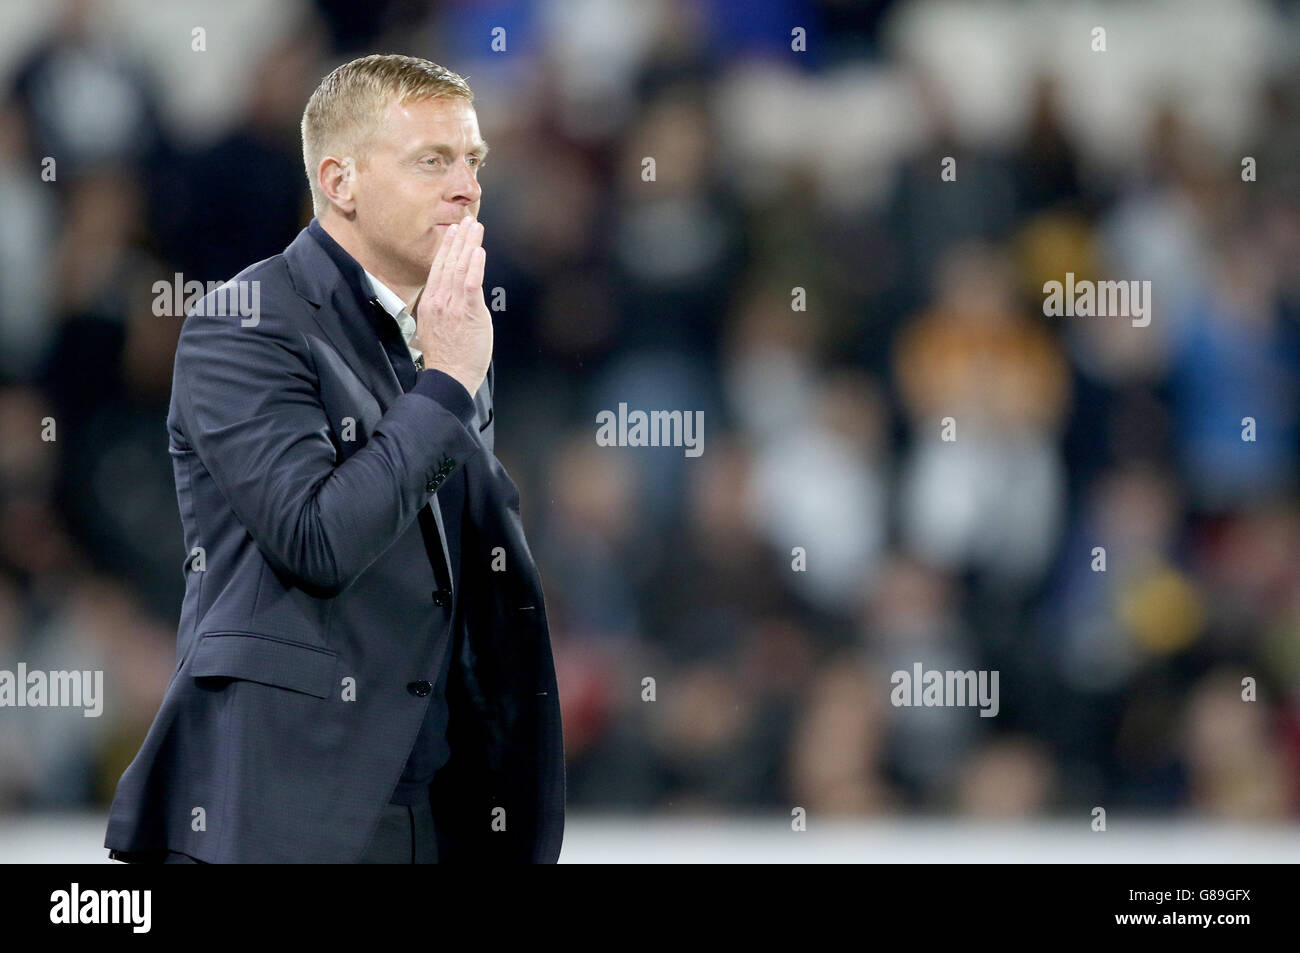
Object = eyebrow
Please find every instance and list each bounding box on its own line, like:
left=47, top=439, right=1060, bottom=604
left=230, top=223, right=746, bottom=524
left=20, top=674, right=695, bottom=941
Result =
left=414, top=140, right=490, bottom=161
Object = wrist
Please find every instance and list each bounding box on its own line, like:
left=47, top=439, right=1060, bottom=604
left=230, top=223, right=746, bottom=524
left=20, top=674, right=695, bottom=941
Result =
left=411, top=368, right=476, bottom=427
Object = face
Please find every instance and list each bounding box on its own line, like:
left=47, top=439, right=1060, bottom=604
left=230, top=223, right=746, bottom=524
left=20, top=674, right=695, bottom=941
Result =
left=346, top=95, right=487, bottom=289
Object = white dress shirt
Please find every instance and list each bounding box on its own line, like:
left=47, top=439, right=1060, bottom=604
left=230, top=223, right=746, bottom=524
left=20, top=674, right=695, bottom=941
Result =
left=362, top=267, right=423, bottom=369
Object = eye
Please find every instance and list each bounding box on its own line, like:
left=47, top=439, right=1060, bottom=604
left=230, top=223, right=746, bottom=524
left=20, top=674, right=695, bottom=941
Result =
left=424, top=156, right=441, bottom=166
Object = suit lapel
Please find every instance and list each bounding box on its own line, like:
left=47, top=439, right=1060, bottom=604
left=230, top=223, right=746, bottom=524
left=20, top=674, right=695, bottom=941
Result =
left=283, top=224, right=456, bottom=592
left=284, top=226, right=402, bottom=407
left=322, top=285, right=404, bottom=409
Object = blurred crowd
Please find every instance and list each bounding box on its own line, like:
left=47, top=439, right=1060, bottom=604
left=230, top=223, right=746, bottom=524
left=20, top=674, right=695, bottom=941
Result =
left=0, top=0, right=1297, bottom=825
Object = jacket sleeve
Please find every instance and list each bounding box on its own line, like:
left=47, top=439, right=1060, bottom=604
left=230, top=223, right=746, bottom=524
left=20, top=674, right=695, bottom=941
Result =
left=173, top=297, right=483, bottom=598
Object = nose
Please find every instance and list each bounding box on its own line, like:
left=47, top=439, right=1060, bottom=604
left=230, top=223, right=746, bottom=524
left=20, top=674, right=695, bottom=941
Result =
left=448, top=157, right=481, bottom=206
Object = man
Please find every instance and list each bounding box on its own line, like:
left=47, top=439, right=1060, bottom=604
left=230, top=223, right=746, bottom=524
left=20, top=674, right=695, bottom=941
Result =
left=103, top=54, right=565, bottom=863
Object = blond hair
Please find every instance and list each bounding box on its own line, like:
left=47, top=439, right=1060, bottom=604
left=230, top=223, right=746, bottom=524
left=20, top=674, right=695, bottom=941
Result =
left=301, top=53, right=474, bottom=216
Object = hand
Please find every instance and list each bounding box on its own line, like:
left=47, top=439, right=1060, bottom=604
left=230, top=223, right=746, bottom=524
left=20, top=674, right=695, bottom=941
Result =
left=416, top=214, right=492, bottom=398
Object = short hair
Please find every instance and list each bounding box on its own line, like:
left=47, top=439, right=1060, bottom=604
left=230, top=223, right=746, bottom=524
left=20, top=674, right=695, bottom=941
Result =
left=301, top=53, right=474, bottom=217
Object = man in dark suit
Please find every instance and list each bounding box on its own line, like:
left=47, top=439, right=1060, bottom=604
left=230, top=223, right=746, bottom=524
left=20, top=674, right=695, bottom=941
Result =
left=103, top=54, right=565, bottom=863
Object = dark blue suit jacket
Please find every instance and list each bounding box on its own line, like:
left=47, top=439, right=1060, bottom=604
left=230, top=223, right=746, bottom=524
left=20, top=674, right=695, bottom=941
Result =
left=103, top=223, right=565, bottom=862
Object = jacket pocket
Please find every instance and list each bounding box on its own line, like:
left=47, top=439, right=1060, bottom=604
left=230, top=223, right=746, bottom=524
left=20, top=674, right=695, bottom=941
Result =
left=189, top=631, right=338, bottom=699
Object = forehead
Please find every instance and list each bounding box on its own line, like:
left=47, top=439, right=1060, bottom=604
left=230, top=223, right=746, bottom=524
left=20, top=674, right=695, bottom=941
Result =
left=379, top=96, right=480, bottom=147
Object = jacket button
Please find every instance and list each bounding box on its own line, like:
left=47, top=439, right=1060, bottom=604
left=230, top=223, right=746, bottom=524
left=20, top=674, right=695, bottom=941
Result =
left=407, top=681, right=432, bottom=697
left=431, top=588, right=451, bottom=607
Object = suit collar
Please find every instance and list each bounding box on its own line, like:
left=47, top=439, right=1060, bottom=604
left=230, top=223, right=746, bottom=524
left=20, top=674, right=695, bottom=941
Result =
left=292, top=217, right=373, bottom=308
left=284, top=220, right=403, bottom=406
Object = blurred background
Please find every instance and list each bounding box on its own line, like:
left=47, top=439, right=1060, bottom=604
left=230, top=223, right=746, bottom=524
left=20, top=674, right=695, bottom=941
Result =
left=0, top=0, right=1298, bottom=862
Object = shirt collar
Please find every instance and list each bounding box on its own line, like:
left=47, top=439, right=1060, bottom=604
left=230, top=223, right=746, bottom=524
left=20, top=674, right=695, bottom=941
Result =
left=364, top=270, right=420, bottom=358
left=362, top=267, right=411, bottom=320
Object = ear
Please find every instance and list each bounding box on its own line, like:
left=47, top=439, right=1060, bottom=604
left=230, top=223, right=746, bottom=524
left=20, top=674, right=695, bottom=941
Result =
left=318, top=155, right=357, bottom=215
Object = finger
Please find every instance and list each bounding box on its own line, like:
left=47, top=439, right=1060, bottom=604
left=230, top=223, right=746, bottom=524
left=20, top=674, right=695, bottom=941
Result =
left=438, top=214, right=474, bottom=295
left=448, top=220, right=482, bottom=312
left=426, top=221, right=459, bottom=292
left=454, top=220, right=480, bottom=283
left=465, top=245, right=486, bottom=298
left=421, top=223, right=461, bottom=322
